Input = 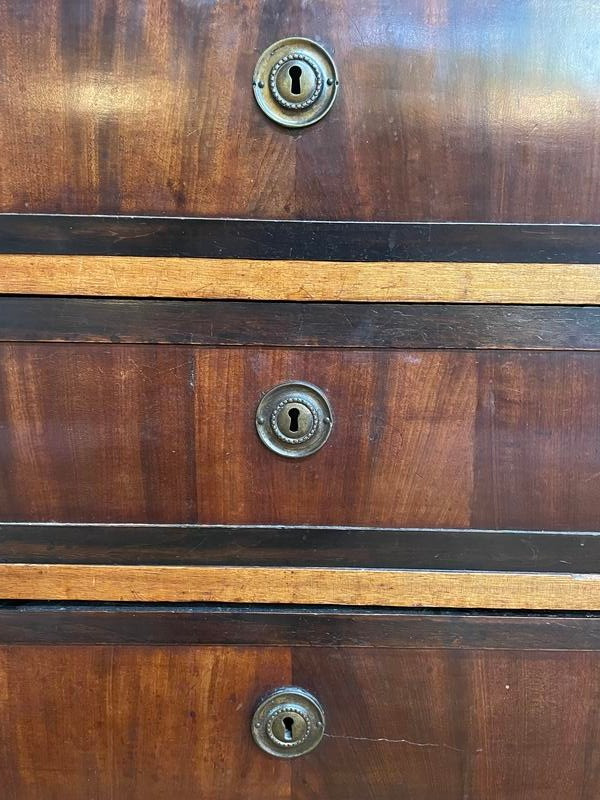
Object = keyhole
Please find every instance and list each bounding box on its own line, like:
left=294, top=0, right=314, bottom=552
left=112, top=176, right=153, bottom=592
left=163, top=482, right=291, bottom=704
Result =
left=288, top=407, right=300, bottom=432
left=283, top=716, right=295, bottom=742
left=289, top=65, right=302, bottom=95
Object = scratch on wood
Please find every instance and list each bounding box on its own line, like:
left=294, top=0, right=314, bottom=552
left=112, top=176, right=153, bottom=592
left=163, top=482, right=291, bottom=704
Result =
left=323, top=732, right=472, bottom=753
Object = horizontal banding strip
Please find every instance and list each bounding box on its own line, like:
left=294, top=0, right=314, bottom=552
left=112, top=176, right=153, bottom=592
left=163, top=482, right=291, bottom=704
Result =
left=1, top=216, right=599, bottom=262
left=0, top=524, right=597, bottom=572
left=3, top=255, right=600, bottom=302
left=0, top=604, right=598, bottom=648
left=0, top=564, right=599, bottom=609
left=5, top=298, right=600, bottom=348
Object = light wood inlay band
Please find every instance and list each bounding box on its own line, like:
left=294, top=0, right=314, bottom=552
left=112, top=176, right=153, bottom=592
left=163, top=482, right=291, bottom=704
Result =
left=1, top=565, right=599, bottom=609
left=2, top=255, right=600, bottom=303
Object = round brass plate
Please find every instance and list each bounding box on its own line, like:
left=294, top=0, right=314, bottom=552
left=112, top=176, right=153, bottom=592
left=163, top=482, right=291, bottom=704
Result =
left=253, top=37, right=339, bottom=128
left=256, top=381, right=333, bottom=458
left=252, top=687, right=325, bottom=759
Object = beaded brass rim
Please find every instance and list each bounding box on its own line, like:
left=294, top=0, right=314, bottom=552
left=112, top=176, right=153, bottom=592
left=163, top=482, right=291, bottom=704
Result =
left=252, top=687, right=326, bottom=759
left=255, top=381, right=333, bottom=458
left=266, top=705, right=312, bottom=748
left=270, top=396, right=319, bottom=445
left=269, top=52, right=323, bottom=110
left=253, top=37, right=339, bottom=128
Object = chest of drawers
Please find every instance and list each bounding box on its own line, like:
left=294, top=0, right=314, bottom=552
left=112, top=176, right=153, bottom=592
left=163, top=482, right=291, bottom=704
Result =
left=1, top=1, right=600, bottom=798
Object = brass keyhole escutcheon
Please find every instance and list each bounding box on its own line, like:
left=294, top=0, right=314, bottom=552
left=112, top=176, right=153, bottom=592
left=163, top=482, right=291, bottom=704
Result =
left=256, top=381, right=333, bottom=458
left=252, top=687, right=325, bottom=758
left=275, top=400, right=316, bottom=441
left=253, top=37, right=339, bottom=128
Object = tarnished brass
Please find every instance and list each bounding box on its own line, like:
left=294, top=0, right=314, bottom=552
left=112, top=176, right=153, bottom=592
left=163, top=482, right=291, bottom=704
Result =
left=255, top=381, right=333, bottom=458
left=251, top=687, right=325, bottom=759
left=253, top=37, right=338, bottom=128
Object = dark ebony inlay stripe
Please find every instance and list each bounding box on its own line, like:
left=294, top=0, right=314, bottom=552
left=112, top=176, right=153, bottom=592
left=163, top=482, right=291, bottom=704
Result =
left=1, top=524, right=598, bottom=572
left=0, top=604, right=598, bottom=648
left=1, top=214, right=600, bottom=261
left=3, top=297, right=600, bottom=350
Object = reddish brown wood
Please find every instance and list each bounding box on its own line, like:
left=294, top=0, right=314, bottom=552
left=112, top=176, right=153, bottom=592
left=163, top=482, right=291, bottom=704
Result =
left=0, top=645, right=291, bottom=800
left=0, top=344, right=197, bottom=523
left=0, top=637, right=598, bottom=799
left=0, top=1, right=599, bottom=221
left=194, top=347, right=475, bottom=527
left=0, top=344, right=475, bottom=526
left=473, top=352, right=600, bottom=530
left=4, top=344, right=600, bottom=531
left=293, top=647, right=600, bottom=800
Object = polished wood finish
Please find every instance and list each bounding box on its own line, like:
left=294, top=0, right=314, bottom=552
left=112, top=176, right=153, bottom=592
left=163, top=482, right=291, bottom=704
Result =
left=1, top=605, right=599, bottom=650
left=5, top=345, right=600, bottom=531
left=197, top=347, right=473, bottom=528
left=0, top=564, right=599, bottom=609
left=0, top=607, right=599, bottom=798
left=0, top=344, right=196, bottom=524
left=473, top=352, right=600, bottom=531
left=3, top=1, right=600, bottom=794
left=4, top=254, right=600, bottom=302
left=1, top=3, right=600, bottom=222
left=0, top=644, right=291, bottom=800
left=0, top=344, right=475, bottom=526
left=2, top=523, right=597, bottom=573
left=293, top=647, right=600, bottom=800
left=8, top=297, right=600, bottom=350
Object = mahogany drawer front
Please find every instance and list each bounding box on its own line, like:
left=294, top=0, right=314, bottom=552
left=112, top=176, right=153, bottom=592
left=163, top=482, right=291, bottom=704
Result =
left=2, top=297, right=600, bottom=602
left=1, top=1, right=598, bottom=225
left=2, top=340, right=600, bottom=532
left=1, top=605, right=599, bottom=800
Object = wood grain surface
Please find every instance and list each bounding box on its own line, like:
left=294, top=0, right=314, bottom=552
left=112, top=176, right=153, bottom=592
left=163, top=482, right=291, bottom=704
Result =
left=3, top=254, right=600, bottom=302
left=0, top=636, right=599, bottom=798
left=0, top=645, right=291, bottom=800
left=1, top=1, right=599, bottom=222
left=194, top=347, right=475, bottom=527
left=0, top=344, right=475, bottom=527
left=473, top=351, right=600, bottom=531
left=292, top=647, right=600, bottom=800
left=0, top=344, right=197, bottom=523
left=2, top=1, right=600, bottom=794
left=4, top=344, right=600, bottom=531
left=0, top=564, right=598, bottom=608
